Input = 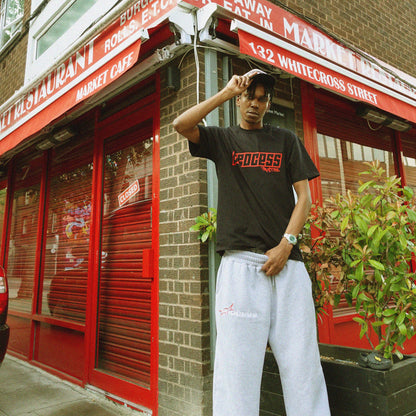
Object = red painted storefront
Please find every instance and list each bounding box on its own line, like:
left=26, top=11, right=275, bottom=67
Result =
left=0, top=1, right=415, bottom=414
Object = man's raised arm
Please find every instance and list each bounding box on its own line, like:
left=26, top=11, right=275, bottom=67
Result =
left=172, top=73, right=253, bottom=143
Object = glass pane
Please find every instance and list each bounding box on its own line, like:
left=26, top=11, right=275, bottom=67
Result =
left=404, top=156, right=416, bottom=192
left=317, top=134, right=394, bottom=318
left=4, top=0, right=23, bottom=25
left=41, top=143, right=93, bottom=323
left=1, top=0, right=24, bottom=47
left=36, top=0, right=99, bottom=58
left=318, top=135, right=394, bottom=197
left=8, top=185, right=40, bottom=313
left=96, top=137, right=153, bottom=386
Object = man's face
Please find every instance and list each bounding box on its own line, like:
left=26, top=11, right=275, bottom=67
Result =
left=236, top=84, right=271, bottom=130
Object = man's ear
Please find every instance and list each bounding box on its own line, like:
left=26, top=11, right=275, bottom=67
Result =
left=236, top=95, right=241, bottom=106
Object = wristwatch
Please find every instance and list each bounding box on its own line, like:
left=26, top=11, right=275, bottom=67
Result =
left=283, top=233, right=297, bottom=245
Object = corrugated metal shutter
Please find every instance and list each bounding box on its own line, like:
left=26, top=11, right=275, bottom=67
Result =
left=41, top=137, right=94, bottom=324
left=96, top=132, right=153, bottom=387
left=8, top=157, right=43, bottom=316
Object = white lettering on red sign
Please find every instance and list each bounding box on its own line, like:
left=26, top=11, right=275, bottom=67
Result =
left=244, top=32, right=380, bottom=106
left=185, top=0, right=416, bottom=102
left=0, top=0, right=178, bottom=139
left=118, top=180, right=140, bottom=207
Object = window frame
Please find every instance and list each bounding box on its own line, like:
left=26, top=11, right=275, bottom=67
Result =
left=0, top=0, right=24, bottom=52
left=25, top=0, right=117, bottom=83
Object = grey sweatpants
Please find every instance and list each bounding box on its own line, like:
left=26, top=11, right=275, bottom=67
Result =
left=213, top=250, right=331, bottom=416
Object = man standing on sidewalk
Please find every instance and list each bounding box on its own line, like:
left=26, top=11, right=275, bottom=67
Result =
left=173, top=69, right=331, bottom=416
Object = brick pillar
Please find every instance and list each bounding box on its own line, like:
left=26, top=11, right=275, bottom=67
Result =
left=158, top=53, right=213, bottom=416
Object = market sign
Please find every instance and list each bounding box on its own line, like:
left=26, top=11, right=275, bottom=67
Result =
left=0, top=0, right=178, bottom=155
left=186, top=0, right=416, bottom=108
left=236, top=25, right=416, bottom=124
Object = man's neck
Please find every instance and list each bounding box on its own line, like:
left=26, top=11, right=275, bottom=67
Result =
left=239, top=122, right=263, bottom=130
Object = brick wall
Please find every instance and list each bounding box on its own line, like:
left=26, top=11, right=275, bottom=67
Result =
left=158, top=52, right=212, bottom=416
left=0, top=0, right=31, bottom=104
left=278, top=0, right=416, bottom=78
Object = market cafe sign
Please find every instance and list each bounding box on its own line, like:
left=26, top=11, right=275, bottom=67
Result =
left=186, top=0, right=416, bottom=104
left=0, top=0, right=178, bottom=152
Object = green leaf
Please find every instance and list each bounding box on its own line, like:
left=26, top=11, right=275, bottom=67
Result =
left=368, top=259, right=385, bottom=271
left=403, top=186, right=414, bottom=199
left=349, top=259, right=362, bottom=268
left=406, top=208, right=416, bottom=222
left=353, top=317, right=365, bottom=325
left=358, top=180, right=375, bottom=193
left=359, top=326, right=367, bottom=339
left=367, top=225, right=378, bottom=238
left=341, top=216, right=349, bottom=232
left=396, top=311, right=406, bottom=326
left=382, top=309, right=397, bottom=317
left=399, top=323, right=407, bottom=336
left=351, top=284, right=361, bottom=299
left=383, top=316, right=396, bottom=325
left=358, top=293, right=372, bottom=303
left=354, top=216, right=368, bottom=234
left=200, top=230, right=210, bottom=242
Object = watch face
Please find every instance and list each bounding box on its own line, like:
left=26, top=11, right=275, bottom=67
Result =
left=285, top=234, right=297, bottom=245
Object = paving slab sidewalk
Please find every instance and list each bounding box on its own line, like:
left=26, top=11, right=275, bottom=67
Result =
left=0, top=355, right=148, bottom=416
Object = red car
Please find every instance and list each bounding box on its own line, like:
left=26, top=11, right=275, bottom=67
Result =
left=0, top=266, right=9, bottom=366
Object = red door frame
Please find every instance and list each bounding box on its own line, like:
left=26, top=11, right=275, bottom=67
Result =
left=300, top=81, right=334, bottom=343
left=85, top=74, right=160, bottom=413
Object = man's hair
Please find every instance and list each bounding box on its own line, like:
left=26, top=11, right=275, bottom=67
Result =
left=246, top=78, right=274, bottom=100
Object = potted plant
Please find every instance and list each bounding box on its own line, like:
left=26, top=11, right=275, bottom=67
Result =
left=301, top=160, right=416, bottom=360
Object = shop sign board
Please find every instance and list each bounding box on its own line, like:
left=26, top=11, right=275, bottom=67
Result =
left=238, top=28, right=416, bottom=124
left=186, top=0, right=416, bottom=102
left=0, top=0, right=178, bottom=155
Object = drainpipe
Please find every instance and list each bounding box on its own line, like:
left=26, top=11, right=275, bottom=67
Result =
left=204, top=48, right=219, bottom=367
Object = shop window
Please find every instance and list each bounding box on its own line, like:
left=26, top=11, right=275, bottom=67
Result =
left=399, top=132, right=416, bottom=191
left=318, top=133, right=394, bottom=196
left=25, top=0, right=116, bottom=82
left=403, top=156, right=416, bottom=192
left=96, top=133, right=153, bottom=386
left=41, top=138, right=94, bottom=323
left=0, top=0, right=24, bottom=51
left=263, top=102, right=295, bottom=131
left=318, top=133, right=394, bottom=318
left=7, top=159, right=43, bottom=314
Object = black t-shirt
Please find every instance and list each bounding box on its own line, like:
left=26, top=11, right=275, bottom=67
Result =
left=189, top=125, right=319, bottom=261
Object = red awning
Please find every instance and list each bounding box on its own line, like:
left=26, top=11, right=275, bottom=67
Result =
left=0, top=1, right=178, bottom=156
left=234, top=21, right=416, bottom=124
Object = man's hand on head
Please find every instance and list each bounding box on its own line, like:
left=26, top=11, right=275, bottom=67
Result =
left=225, top=73, right=254, bottom=97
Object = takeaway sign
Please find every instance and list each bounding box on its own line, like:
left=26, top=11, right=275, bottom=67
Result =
left=186, top=0, right=416, bottom=103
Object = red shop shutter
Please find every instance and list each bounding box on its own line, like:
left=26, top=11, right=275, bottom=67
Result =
left=96, top=129, right=153, bottom=387
left=42, top=135, right=94, bottom=323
